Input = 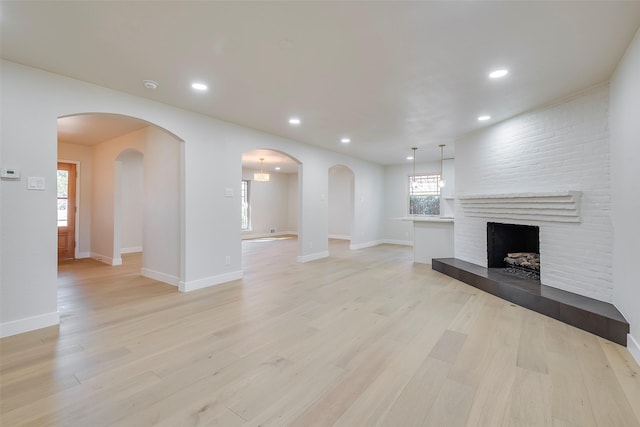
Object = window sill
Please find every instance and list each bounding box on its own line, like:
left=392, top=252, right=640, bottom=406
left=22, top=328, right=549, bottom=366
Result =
left=394, top=216, right=454, bottom=223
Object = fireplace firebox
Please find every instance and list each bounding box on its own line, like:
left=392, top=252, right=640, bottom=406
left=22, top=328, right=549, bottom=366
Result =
left=487, top=223, right=540, bottom=278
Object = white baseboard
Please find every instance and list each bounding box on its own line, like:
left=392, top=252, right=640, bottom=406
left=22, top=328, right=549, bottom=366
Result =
left=328, top=234, right=351, bottom=241
left=121, top=246, right=143, bottom=254
left=0, top=311, right=60, bottom=338
left=297, top=251, right=329, bottom=263
left=141, top=268, right=180, bottom=287
left=77, top=251, right=91, bottom=259
left=91, top=252, right=121, bottom=266
left=178, top=270, right=243, bottom=292
left=382, top=239, right=414, bottom=246
left=349, top=240, right=383, bottom=250
left=628, top=333, right=640, bottom=367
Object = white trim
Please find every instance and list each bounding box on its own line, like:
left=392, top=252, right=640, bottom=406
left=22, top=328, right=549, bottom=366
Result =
left=91, top=252, right=121, bottom=266
left=0, top=311, right=60, bottom=338
left=628, top=333, right=640, bottom=367
left=178, top=270, right=243, bottom=292
left=349, top=240, right=383, bottom=250
left=121, top=246, right=143, bottom=254
left=141, top=268, right=180, bottom=286
left=382, top=239, right=414, bottom=247
left=77, top=251, right=91, bottom=259
left=328, top=234, right=351, bottom=240
left=297, top=251, right=329, bottom=263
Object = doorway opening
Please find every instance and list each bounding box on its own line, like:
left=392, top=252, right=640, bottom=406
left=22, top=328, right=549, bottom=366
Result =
left=241, top=148, right=302, bottom=266
left=57, top=162, right=77, bottom=261
left=57, top=113, right=184, bottom=290
left=328, top=164, right=354, bottom=255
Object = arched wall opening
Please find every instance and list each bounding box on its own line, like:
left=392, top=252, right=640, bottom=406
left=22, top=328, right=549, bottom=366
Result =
left=57, top=113, right=184, bottom=287
left=328, top=165, right=355, bottom=250
left=240, top=148, right=303, bottom=262
left=114, top=149, right=144, bottom=263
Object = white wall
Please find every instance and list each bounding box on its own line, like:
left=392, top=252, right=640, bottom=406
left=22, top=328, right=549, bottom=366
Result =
left=441, top=158, right=455, bottom=218
left=1, top=63, right=59, bottom=336
left=610, top=28, right=640, bottom=358
left=455, top=84, right=613, bottom=302
left=241, top=168, right=296, bottom=237
left=118, top=150, right=143, bottom=252
left=382, top=160, right=441, bottom=245
left=142, top=126, right=182, bottom=285
left=328, top=165, right=354, bottom=239
left=57, top=142, right=92, bottom=258
left=0, top=60, right=385, bottom=335
left=287, top=173, right=298, bottom=233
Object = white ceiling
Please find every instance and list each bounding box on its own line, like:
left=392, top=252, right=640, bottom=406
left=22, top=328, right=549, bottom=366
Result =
left=2, top=1, right=639, bottom=164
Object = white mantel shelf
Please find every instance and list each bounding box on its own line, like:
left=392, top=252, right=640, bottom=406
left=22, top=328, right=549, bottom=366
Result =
left=458, top=190, right=581, bottom=223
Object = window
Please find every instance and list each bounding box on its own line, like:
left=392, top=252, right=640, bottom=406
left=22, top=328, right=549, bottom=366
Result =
left=241, top=180, right=250, bottom=230
left=409, top=174, right=441, bottom=216
left=57, top=169, right=69, bottom=226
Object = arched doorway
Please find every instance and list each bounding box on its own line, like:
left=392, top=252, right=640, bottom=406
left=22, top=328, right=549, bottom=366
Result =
left=57, top=113, right=184, bottom=287
left=240, top=148, right=302, bottom=267
left=114, top=149, right=144, bottom=265
left=328, top=165, right=355, bottom=254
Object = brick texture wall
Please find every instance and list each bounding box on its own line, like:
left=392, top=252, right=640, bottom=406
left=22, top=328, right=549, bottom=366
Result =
left=455, top=84, right=613, bottom=302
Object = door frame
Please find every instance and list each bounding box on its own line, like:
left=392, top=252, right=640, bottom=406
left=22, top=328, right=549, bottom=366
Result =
left=58, top=159, right=81, bottom=259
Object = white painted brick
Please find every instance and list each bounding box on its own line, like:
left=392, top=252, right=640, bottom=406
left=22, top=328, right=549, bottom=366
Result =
left=455, top=84, right=613, bottom=302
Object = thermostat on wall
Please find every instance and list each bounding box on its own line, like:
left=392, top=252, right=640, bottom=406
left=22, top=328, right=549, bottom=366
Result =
left=1, top=168, right=21, bottom=180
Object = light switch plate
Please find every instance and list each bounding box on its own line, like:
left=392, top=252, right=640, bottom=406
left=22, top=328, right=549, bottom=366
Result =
left=27, top=176, right=45, bottom=190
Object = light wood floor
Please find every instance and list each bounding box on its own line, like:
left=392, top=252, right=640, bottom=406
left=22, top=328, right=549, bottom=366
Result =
left=1, top=238, right=639, bottom=426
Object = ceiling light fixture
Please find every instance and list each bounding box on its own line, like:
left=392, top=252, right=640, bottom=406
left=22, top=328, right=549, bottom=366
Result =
left=478, top=115, right=491, bottom=121
left=406, top=156, right=414, bottom=160
left=191, top=82, right=208, bottom=91
left=254, top=158, right=270, bottom=182
left=275, top=166, right=281, bottom=171
left=439, top=144, right=446, bottom=188
left=288, top=117, right=301, bottom=125
left=341, top=137, right=351, bottom=144
left=489, top=69, right=509, bottom=79
left=143, top=79, right=158, bottom=90
left=410, top=147, right=418, bottom=190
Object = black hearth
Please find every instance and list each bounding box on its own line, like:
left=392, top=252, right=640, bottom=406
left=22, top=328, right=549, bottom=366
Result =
left=487, top=222, right=540, bottom=279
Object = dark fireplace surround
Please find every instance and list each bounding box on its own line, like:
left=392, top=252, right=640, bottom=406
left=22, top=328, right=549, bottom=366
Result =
left=432, top=222, right=629, bottom=345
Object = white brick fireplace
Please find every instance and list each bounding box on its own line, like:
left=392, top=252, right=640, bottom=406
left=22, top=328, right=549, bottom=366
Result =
left=454, top=84, right=613, bottom=302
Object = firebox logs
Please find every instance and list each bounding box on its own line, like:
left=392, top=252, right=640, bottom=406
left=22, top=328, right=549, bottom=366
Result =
left=504, top=252, right=540, bottom=271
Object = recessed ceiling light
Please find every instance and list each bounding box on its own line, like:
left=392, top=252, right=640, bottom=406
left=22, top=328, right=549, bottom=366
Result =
left=275, top=166, right=281, bottom=171
left=143, top=80, right=158, bottom=90
left=478, top=115, right=491, bottom=121
left=406, top=156, right=414, bottom=160
left=288, top=117, right=301, bottom=125
left=191, top=82, right=208, bottom=91
left=341, top=137, right=351, bottom=144
left=489, top=69, right=509, bottom=79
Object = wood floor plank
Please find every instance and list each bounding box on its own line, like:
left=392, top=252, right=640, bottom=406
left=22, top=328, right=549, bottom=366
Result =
left=1, top=239, right=639, bottom=426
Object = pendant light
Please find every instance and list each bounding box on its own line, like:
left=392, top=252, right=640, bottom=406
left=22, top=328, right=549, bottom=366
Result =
left=410, top=147, right=418, bottom=191
left=254, top=158, right=270, bottom=182
left=438, top=144, right=446, bottom=188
